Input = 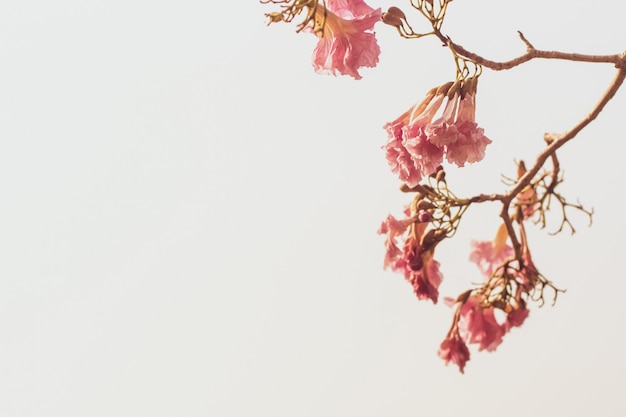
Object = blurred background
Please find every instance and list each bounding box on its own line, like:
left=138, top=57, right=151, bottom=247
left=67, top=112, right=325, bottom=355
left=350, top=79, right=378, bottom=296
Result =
left=0, top=0, right=624, bottom=415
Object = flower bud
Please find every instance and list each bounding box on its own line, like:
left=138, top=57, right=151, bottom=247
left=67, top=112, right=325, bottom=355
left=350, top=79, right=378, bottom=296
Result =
left=417, top=200, right=436, bottom=211
left=382, top=7, right=407, bottom=27
left=418, top=211, right=432, bottom=223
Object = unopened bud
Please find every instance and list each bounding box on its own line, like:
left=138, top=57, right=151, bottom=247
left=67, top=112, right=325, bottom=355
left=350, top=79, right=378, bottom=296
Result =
left=418, top=211, right=432, bottom=223
left=416, top=200, right=436, bottom=211
left=387, top=6, right=406, bottom=20
left=382, top=12, right=403, bottom=27
left=435, top=168, right=446, bottom=183
left=382, top=7, right=407, bottom=27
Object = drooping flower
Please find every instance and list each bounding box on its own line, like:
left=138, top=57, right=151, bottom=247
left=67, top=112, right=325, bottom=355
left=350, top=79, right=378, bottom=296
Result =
left=444, top=82, right=492, bottom=167
left=505, top=300, right=529, bottom=331
left=377, top=205, right=446, bottom=304
left=469, top=223, right=514, bottom=278
left=425, top=83, right=460, bottom=147
left=383, top=116, right=424, bottom=188
left=438, top=329, right=471, bottom=373
left=382, top=87, right=445, bottom=187
left=458, top=295, right=507, bottom=352
left=383, top=79, right=493, bottom=186
left=407, top=249, right=443, bottom=303
left=312, top=0, right=382, bottom=80
left=377, top=213, right=414, bottom=270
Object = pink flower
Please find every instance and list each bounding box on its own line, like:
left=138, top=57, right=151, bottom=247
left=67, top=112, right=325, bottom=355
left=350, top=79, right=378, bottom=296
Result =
left=406, top=252, right=443, bottom=303
left=470, top=241, right=513, bottom=278
left=505, top=303, right=529, bottom=331
left=470, top=223, right=513, bottom=278
left=378, top=209, right=445, bottom=304
left=425, top=91, right=460, bottom=147
left=383, top=79, right=493, bottom=186
left=382, top=88, right=445, bottom=186
left=383, top=119, right=423, bottom=187
left=312, top=0, right=382, bottom=80
left=438, top=330, right=471, bottom=373
left=402, top=123, right=444, bottom=180
left=377, top=214, right=413, bottom=270
left=445, top=91, right=492, bottom=167
left=458, top=295, right=506, bottom=352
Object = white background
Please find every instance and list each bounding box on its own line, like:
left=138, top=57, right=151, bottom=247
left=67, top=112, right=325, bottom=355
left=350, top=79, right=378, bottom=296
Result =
left=1, top=0, right=625, bottom=415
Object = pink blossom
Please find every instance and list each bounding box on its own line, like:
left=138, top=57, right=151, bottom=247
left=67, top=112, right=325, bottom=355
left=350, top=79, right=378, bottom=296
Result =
left=438, top=331, right=471, bottom=373
left=382, top=89, right=445, bottom=186
left=407, top=253, right=443, bottom=303
left=425, top=92, right=460, bottom=147
left=383, top=119, right=423, bottom=187
left=377, top=214, right=413, bottom=270
left=378, top=211, right=444, bottom=303
left=458, top=295, right=507, bottom=352
left=505, top=304, right=529, bottom=331
left=469, top=240, right=513, bottom=278
left=402, top=123, right=444, bottom=179
left=445, top=92, right=492, bottom=167
left=312, top=0, right=382, bottom=80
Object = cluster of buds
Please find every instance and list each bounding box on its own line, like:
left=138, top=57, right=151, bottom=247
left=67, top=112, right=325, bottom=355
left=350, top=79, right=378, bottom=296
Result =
left=383, top=78, right=492, bottom=187
left=378, top=168, right=468, bottom=303
left=382, top=1, right=451, bottom=36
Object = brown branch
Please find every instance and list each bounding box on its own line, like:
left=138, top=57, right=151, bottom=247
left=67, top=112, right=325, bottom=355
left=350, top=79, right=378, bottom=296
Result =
left=437, top=30, right=624, bottom=70
left=507, top=62, right=626, bottom=201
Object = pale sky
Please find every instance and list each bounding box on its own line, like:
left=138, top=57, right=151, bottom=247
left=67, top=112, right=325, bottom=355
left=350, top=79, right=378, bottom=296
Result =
left=0, top=1, right=625, bottom=416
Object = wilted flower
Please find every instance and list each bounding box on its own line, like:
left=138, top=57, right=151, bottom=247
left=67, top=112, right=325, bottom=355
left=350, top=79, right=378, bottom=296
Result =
left=377, top=204, right=446, bottom=304
left=469, top=223, right=513, bottom=278
left=438, top=329, right=471, bottom=373
left=458, top=294, right=507, bottom=352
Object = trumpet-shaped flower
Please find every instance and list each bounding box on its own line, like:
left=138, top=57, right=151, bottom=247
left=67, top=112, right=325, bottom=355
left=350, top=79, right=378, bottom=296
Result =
left=425, top=91, right=460, bottom=147
left=383, top=89, right=445, bottom=186
left=383, top=120, right=423, bottom=187
left=312, top=0, right=382, bottom=80
left=383, top=79, right=493, bottom=186
left=445, top=91, right=492, bottom=167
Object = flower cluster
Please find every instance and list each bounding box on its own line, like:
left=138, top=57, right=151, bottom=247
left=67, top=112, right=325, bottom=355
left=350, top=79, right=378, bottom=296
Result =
left=383, top=78, right=492, bottom=187
left=438, top=222, right=546, bottom=373
left=378, top=207, right=445, bottom=304
left=264, top=0, right=382, bottom=79
left=377, top=170, right=466, bottom=304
